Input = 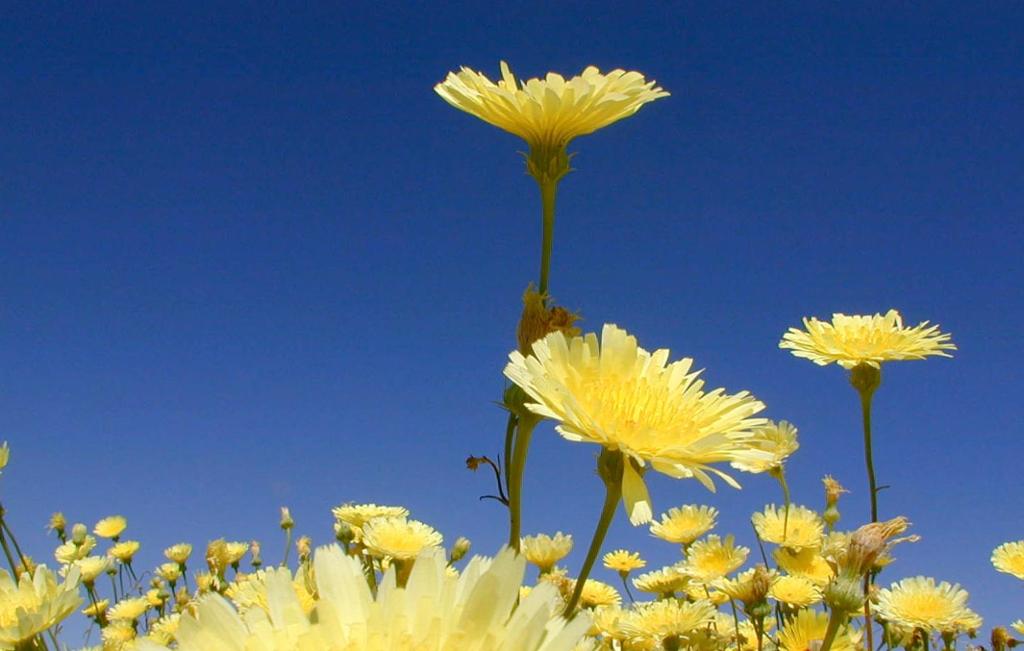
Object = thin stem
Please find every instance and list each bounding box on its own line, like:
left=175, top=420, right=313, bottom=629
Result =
left=282, top=529, right=293, bottom=568
left=859, top=389, right=879, bottom=523
left=502, top=412, right=516, bottom=498
left=730, top=599, right=743, bottom=651
left=507, top=415, right=539, bottom=551
left=564, top=450, right=622, bottom=617
left=1, top=519, right=30, bottom=571
left=0, top=526, right=19, bottom=574
left=620, top=574, right=636, bottom=603
left=537, top=179, right=557, bottom=296
left=774, top=469, right=792, bottom=540
left=819, top=609, right=848, bottom=651
left=864, top=574, right=876, bottom=651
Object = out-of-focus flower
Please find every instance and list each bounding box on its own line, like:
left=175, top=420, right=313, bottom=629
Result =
left=573, top=579, right=621, bottom=608
left=875, top=576, right=975, bottom=633
left=279, top=507, right=294, bottom=530
left=774, top=548, right=834, bottom=587
left=778, top=610, right=858, bottom=651
left=72, top=556, right=113, bottom=585
left=619, top=599, right=716, bottom=648
left=752, top=505, right=824, bottom=551
left=769, top=575, right=822, bottom=608
left=632, top=566, right=688, bottom=596
left=779, top=309, right=955, bottom=369
left=649, top=505, right=718, bottom=545
left=506, top=325, right=767, bottom=524
left=0, top=565, right=82, bottom=647
left=107, top=597, right=150, bottom=623
left=55, top=536, right=96, bottom=564
left=224, top=541, right=249, bottom=566
left=992, top=541, right=1024, bottom=580
left=360, top=516, right=443, bottom=560
left=108, top=540, right=141, bottom=563
left=521, top=532, right=574, bottom=573
left=93, top=516, right=127, bottom=540
left=680, top=535, right=749, bottom=582
left=164, top=543, right=192, bottom=565
left=731, top=421, right=799, bottom=474
left=0, top=442, right=9, bottom=473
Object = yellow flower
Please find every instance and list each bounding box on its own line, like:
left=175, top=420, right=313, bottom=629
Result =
left=731, top=420, right=799, bottom=474
left=54, top=536, right=96, bottom=564
left=751, top=505, right=824, bottom=551
left=93, top=515, right=127, bottom=539
left=574, top=579, right=621, bottom=608
left=875, top=576, right=975, bottom=632
left=680, top=535, right=749, bottom=582
left=769, top=575, right=822, bottom=607
left=521, top=532, right=574, bottom=573
left=147, top=613, right=181, bottom=645
left=0, top=565, right=83, bottom=647
left=224, top=541, right=249, bottom=566
left=0, top=441, right=8, bottom=473
left=82, top=598, right=108, bottom=618
left=779, top=309, right=956, bottom=369
left=1013, top=620, right=1024, bottom=636
left=992, top=541, right=1024, bottom=580
left=226, top=568, right=316, bottom=616
left=360, top=516, right=442, bottom=560
left=102, top=621, right=136, bottom=647
left=712, top=566, right=776, bottom=605
left=108, top=540, right=141, bottom=563
left=649, top=505, right=718, bottom=545
left=505, top=325, right=768, bottom=524
left=164, top=543, right=192, bottom=565
left=435, top=61, right=668, bottom=156
left=331, top=503, right=409, bottom=542
left=108, top=596, right=150, bottom=622
left=602, top=549, right=646, bottom=574
left=778, top=610, right=858, bottom=651
left=620, top=599, right=716, bottom=646
left=137, top=545, right=590, bottom=651
left=774, top=548, right=834, bottom=586
left=632, top=566, right=688, bottom=596
left=72, top=556, right=113, bottom=584
left=156, top=562, right=182, bottom=583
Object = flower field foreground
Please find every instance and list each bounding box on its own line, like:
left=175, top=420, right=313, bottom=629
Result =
left=0, top=61, right=1020, bottom=651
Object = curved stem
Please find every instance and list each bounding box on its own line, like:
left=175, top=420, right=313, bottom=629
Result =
left=507, top=415, right=539, bottom=551
left=819, top=609, right=849, bottom=651
left=859, top=389, right=879, bottom=523
left=620, top=574, right=636, bottom=603
left=564, top=450, right=622, bottom=616
left=537, top=179, right=557, bottom=296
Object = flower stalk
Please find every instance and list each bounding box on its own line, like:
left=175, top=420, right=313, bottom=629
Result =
left=850, top=363, right=882, bottom=523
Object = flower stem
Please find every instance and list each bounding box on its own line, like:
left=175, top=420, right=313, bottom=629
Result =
left=564, top=449, right=623, bottom=616
left=850, top=364, right=881, bottom=524
left=537, top=178, right=557, bottom=296
left=507, top=414, right=539, bottom=551
left=818, top=608, right=849, bottom=651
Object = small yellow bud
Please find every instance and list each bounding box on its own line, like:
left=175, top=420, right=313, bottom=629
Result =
left=296, top=536, right=312, bottom=562
left=450, top=536, right=471, bottom=563
left=47, top=512, right=67, bottom=538
left=71, top=523, right=88, bottom=545
left=250, top=541, right=262, bottom=568
left=0, top=441, right=8, bottom=471
left=334, top=521, right=355, bottom=544
left=280, top=507, right=294, bottom=530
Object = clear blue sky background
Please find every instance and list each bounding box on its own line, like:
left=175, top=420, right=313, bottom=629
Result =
left=2, top=2, right=1022, bottom=639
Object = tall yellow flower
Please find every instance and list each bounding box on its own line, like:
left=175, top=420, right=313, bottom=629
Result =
left=875, top=576, right=975, bottom=632
left=649, top=505, right=718, bottom=545
left=731, top=420, right=799, bottom=474
left=0, top=565, right=83, bottom=647
left=505, top=325, right=767, bottom=524
left=779, top=309, right=955, bottom=369
left=992, top=541, right=1024, bottom=580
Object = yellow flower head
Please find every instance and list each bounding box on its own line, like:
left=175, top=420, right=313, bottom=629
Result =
left=650, top=505, right=718, bottom=545
left=55, top=536, right=96, bottom=564
left=712, top=566, right=776, bottom=605
left=752, top=505, right=824, bottom=551
left=102, top=621, right=136, bottom=647
left=875, top=576, right=975, bottom=632
left=331, top=503, right=409, bottom=542
left=774, top=547, right=834, bottom=587
left=0, top=442, right=8, bottom=473
left=108, top=540, right=141, bottom=563
left=506, top=325, right=768, bottom=524
left=620, top=599, right=716, bottom=646
left=164, top=543, right=192, bottom=565
left=731, top=420, right=799, bottom=474
left=108, top=596, right=150, bottom=622
left=93, top=515, right=127, bottom=539
left=1013, top=620, right=1024, bottom=636
left=81, top=598, right=108, bottom=618
left=0, top=565, right=82, bottom=647
left=224, top=541, right=250, bottom=566
left=602, top=549, right=646, bottom=574
left=147, top=613, right=181, bottom=645
left=156, top=562, right=182, bottom=583
left=778, top=610, right=858, bottom=651
left=435, top=61, right=668, bottom=152
left=632, top=566, right=688, bottom=596
left=769, top=574, right=823, bottom=608
left=680, top=535, right=750, bottom=582
left=360, top=516, right=442, bottom=560
left=73, top=556, right=113, bottom=584
left=574, top=578, right=621, bottom=608
left=521, top=532, right=574, bottom=572
left=780, top=309, right=956, bottom=369
left=992, top=541, right=1024, bottom=580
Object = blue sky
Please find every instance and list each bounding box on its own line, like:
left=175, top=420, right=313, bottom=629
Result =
left=1, top=1, right=1022, bottom=637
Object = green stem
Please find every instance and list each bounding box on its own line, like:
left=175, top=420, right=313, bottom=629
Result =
left=507, top=415, right=539, bottom=551
left=0, top=526, right=19, bottom=574
left=564, top=449, right=623, bottom=617
left=502, top=412, right=516, bottom=496
left=282, top=529, right=293, bottom=568
left=620, top=573, right=636, bottom=603
left=864, top=574, right=876, bottom=651
left=730, top=599, right=743, bottom=651
left=537, top=179, right=557, bottom=296
left=860, top=389, right=879, bottom=523
left=819, top=608, right=848, bottom=651
left=773, top=469, right=792, bottom=540
left=1, top=519, right=30, bottom=571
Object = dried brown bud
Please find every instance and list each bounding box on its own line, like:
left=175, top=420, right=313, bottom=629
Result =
left=516, top=286, right=581, bottom=354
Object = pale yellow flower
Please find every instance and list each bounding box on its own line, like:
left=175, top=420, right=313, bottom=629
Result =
left=435, top=62, right=668, bottom=152
left=769, top=575, right=822, bottom=607
left=779, top=309, right=956, bottom=369
left=574, top=579, right=621, bottom=608
left=360, top=516, right=442, bottom=560
left=54, top=536, right=96, bottom=564
left=1013, top=620, right=1024, bottom=636
left=156, top=562, right=182, bottom=583
left=602, top=549, right=646, bottom=574
left=108, top=596, right=150, bottom=622
left=93, top=515, right=127, bottom=539
left=82, top=598, right=108, bottom=619
left=522, top=532, right=574, bottom=573
left=649, top=505, right=718, bottom=545
left=134, top=545, right=590, bottom=651
left=164, top=543, right=192, bottom=564
left=226, top=568, right=316, bottom=616
left=683, top=581, right=730, bottom=607
left=620, top=599, right=716, bottom=646
left=0, top=565, right=82, bottom=647
left=224, top=541, right=249, bottom=566
left=147, top=613, right=181, bottom=645
left=72, top=556, right=113, bottom=584
left=774, top=548, right=834, bottom=586
left=712, top=566, right=776, bottom=605
left=731, top=420, right=799, bottom=474
left=108, top=540, right=141, bottom=563
left=778, top=610, right=858, bottom=651
left=102, top=621, right=136, bottom=647
left=330, top=503, right=409, bottom=543
left=752, top=504, right=824, bottom=551
left=680, top=535, right=749, bottom=582
left=992, top=541, right=1024, bottom=580
left=0, top=442, right=8, bottom=473
left=632, top=566, right=688, bottom=596
left=875, top=576, right=975, bottom=632
left=506, top=325, right=767, bottom=524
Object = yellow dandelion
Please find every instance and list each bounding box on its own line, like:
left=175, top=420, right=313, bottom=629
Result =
left=101, top=621, right=136, bottom=647
left=574, top=578, right=621, bottom=608
left=156, top=562, right=181, bottom=583
left=0, top=565, right=83, bottom=647
left=769, top=575, right=822, bottom=607
left=360, top=516, right=442, bottom=560
left=680, top=535, right=749, bottom=582
left=521, top=532, right=574, bottom=573
left=778, top=610, right=858, bottom=651
left=591, top=605, right=626, bottom=640
left=992, top=541, right=1024, bottom=580
left=875, top=576, right=974, bottom=632
left=224, top=541, right=249, bottom=566
left=602, top=549, right=646, bottom=574
left=683, top=581, right=730, bottom=607
left=731, top=420, right=799, bottom=474
left=620, top=599, right=716, bottom=646
left=712, top=566, right=776, bottom=605
left=650, top=505, right=718, bottom=545
left=93, top=515, right=127, bottom=540
left=774, top=548, right=834, bottom=586
left=435, top=61, right=667, bottom=160
left=147, top=613, right=181, bottom=645
left=779, top=309, right=955, bottom=369
left=72, top=556, right=113, bottom=585
left=752, top=505, right=824, bottom=551
left=108, top=540, right=141, bottom=563
left=331, top=503, right=409, bottom=542
left=632, top=566, right=688, bottom=596
left=82, top=598, right=109, bottom=618
left=506, top=325, right=767, bottom=524
left=54, top=536, right=96, bottom=564
left=108, top=596, right=150, bottom=622
left=164, top=543, right=192, bottom=564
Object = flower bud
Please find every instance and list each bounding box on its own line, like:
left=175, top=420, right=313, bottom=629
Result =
left=296, top=536, right=312, bottom=562
left=334, top=521, right=355, bottom=545
left=250, top=541, right=262, bottom=568
left=280, top=507, right=294, bottom=531
left=48, top=512, right=67, bottom=539
left=71, top=523, right=88, bottom=545
left=823, top=575, right=864, bottom=613
left=450, top=537, right=471, bottom=563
